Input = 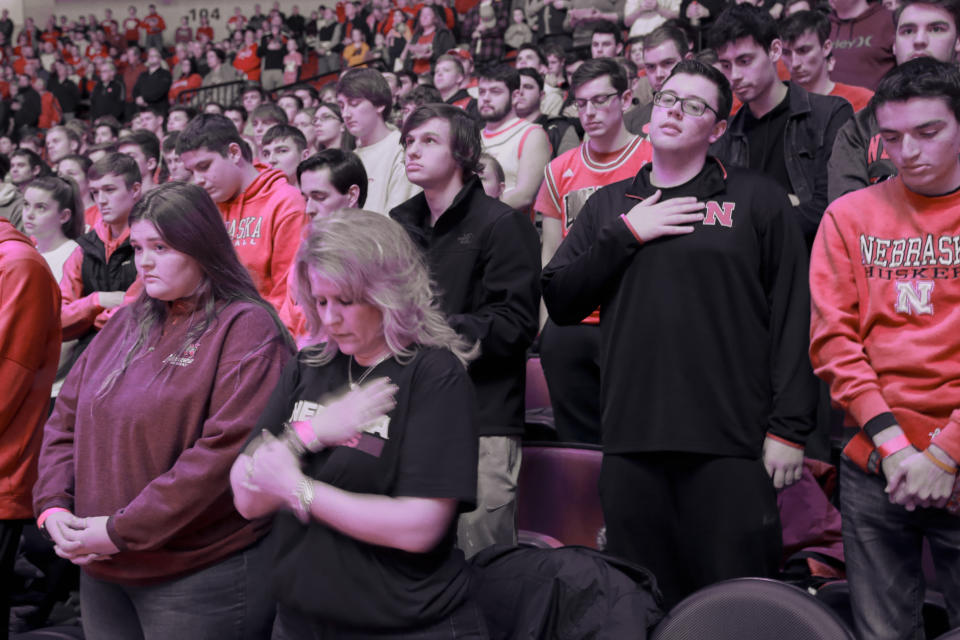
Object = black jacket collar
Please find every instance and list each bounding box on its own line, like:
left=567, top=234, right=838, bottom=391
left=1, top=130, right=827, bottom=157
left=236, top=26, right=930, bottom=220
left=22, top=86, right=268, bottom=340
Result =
left=624, top=156, right=730, bottom=201
left=392, top=174, right=488, bottom=233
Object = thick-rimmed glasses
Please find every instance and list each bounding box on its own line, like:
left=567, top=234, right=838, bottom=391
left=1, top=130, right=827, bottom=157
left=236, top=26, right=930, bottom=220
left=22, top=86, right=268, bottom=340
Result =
left=574, top=91, right=621, bottom=112
left=653, top=91, right=719, bottom=118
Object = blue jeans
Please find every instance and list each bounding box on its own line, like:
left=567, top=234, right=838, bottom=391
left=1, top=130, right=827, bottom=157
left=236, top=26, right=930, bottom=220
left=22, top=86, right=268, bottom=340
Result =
left=80, top=539, right=274, bottom=640
left=840, top=458, right=960, bottom=639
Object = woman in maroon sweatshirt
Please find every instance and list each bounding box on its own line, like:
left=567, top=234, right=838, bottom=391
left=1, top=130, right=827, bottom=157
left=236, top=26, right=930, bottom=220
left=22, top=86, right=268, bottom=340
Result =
left=33, top=182, right=295, bottom=639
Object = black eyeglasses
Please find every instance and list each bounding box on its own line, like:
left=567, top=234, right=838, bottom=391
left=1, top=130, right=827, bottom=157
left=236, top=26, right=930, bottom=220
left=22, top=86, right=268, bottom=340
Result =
left=653, top=91, right=719, bottom=118
left=573, top=91, right=621, bottom=111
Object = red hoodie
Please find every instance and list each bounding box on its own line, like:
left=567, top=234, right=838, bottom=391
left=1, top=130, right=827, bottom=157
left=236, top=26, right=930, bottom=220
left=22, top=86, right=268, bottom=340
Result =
left=218, top=166, right=305, bottom=314
left=0, top=220, right=61, bottom=519
left=810, top=178, right=960, bottom=464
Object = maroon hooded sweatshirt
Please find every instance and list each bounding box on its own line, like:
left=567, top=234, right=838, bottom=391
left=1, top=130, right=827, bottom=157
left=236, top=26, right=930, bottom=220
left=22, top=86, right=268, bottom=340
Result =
left=829, top=2, right=896, bottom=91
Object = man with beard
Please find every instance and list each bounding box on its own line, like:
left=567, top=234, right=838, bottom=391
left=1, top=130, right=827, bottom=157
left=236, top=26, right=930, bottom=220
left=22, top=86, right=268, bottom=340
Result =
left=515, top=68, right=581, bottom=160
left=478, top=65, right=551, bottom=211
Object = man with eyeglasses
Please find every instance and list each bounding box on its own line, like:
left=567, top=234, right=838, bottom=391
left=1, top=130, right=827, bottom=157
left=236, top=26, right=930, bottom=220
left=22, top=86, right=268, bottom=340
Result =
left=542, top=59, right=817, bottom=608
left=708, top=4, right=852, bottom=246
left=535, top=58, right=652, bottom=445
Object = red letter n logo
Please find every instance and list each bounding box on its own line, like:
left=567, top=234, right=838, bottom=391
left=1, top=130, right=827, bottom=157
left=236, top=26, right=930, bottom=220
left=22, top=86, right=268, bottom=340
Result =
left=895, top=280, right=934, bottom=315
left=703, top=201, right=735, bottom=227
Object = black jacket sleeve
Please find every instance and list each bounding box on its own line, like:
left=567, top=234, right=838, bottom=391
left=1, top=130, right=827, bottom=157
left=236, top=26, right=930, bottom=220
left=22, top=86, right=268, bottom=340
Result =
left=827, top=110, right=872, bottom=203
left=447, top=210, right=540, bottom=360
left=758, top=186, right=818, bottom=445
left=793, top=100, right=853, bottom=245
left=541, top=189, right=642, bottom=325
left=135, top=69, right=172, bottom=104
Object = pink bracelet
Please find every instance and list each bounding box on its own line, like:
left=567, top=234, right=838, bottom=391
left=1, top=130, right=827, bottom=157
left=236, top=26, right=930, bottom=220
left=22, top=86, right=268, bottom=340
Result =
left=290, top=420, right=321, bottom=452
left=37, top=507, right=70, bottom=530
left=876, top=434, right=912, bottom=459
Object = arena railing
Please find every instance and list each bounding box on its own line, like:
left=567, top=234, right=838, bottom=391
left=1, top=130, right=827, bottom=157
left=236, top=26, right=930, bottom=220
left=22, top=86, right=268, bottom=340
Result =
left=175, top=53, right=386, bottom=108
left=175, top=79, right=248, bottom=108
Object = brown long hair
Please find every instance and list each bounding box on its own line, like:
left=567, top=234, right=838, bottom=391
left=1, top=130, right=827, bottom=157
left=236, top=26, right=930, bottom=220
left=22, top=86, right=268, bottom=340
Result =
left=98, top=182, right=293, bottom=395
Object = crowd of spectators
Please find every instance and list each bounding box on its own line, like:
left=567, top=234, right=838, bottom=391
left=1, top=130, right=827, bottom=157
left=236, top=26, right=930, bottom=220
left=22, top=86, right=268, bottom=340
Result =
left=4, top=0, right=960, bottom=637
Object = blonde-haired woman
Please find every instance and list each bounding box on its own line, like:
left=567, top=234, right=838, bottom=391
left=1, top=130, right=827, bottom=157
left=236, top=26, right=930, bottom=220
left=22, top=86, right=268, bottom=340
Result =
left=232, top=210, right=488, bottom=639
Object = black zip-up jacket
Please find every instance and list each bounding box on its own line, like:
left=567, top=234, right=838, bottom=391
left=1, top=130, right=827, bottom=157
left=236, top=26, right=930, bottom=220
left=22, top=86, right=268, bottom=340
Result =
left=132, top=67, right=172, bottom=113
left=68, top=229, right=137, bottom=365
left=391, top=175, right=540, bottom=437
left=89, top=78, right=126, bottom=121
left=48, top=77, right=80, bottom=114
left=541, top=159, right=817, bottom=457
left=710, top=83, right=852, bottom=246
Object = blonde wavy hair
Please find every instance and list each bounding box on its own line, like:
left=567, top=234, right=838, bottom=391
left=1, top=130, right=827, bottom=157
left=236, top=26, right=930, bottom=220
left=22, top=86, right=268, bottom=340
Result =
left=294, top=209, right=478, bottom=368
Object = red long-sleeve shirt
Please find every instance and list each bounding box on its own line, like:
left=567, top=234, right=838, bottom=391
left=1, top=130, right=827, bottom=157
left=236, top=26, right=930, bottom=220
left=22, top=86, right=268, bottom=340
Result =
left=0, top=221, right=60, bottom=520
left=810, top=177, right=960, bottom=463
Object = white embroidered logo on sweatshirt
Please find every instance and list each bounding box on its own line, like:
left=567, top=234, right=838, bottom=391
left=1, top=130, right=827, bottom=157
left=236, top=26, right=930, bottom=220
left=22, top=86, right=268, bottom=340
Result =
left=894, top=280, right=935, bottom=315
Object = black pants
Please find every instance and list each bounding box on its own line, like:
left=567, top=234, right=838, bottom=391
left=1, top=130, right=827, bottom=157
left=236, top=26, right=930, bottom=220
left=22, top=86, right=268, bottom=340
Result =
left=599, top=453, right=781, bottom=610
left=539, top=320, right=601, bottom=445
left=0, top=520, right=27, bottom=640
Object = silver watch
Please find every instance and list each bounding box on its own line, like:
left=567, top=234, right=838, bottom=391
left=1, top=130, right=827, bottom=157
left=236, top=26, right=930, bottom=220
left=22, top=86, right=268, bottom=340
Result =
left=292, top=478, right=315, bottom=521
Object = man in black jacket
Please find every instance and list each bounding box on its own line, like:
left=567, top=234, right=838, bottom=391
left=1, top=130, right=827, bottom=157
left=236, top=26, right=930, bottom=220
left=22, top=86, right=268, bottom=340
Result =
left=708, top=4, right=852, bottom=246
left=10, top=74, right=41, bottom=131
left=541, top=60, right=817, bottom=608
left=133, top=47, right=172, bottom=116
left=90, top=61, right=126, bottom=122
left=47, top=62, right=81, bottom=121
left=391, top=104, right=540, bottom=558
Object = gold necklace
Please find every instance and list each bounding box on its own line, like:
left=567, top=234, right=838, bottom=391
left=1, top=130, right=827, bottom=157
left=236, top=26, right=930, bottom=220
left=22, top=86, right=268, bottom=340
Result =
left=348, top=351, right=393, bottom=390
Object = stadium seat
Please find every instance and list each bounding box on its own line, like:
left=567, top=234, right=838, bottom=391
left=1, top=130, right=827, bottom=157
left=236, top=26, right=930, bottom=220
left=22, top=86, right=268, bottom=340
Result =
left=651, top=577, right=855, bottom=640
left=516, top=444, right=604, bottom=548
left=11, top=627, right=84, bottom=639
left=524, top=356, right=550, bottom=411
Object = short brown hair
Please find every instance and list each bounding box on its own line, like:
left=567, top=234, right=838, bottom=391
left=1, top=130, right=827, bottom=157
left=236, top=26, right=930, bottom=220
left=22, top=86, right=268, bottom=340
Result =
left=337, top=68, right=393, bottom=121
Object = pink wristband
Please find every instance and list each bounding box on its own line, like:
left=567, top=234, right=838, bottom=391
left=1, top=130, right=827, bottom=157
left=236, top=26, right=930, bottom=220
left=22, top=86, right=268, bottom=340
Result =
left=291, top=420, right=319, bottom=450
left=877, top=434, right=912, bottom=459
left=37, top=507, right=70, bottom=529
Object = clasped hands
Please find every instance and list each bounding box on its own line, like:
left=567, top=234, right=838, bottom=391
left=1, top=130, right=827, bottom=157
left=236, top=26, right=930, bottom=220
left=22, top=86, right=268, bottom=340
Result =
left=882, top=444, right=957, bottom=512
left=43, top=513, right=119, bottom=566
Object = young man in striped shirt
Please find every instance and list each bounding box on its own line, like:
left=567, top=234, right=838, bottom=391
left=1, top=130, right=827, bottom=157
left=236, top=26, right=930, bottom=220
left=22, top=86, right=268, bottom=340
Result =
left=535, top=58, right=652, bottom=444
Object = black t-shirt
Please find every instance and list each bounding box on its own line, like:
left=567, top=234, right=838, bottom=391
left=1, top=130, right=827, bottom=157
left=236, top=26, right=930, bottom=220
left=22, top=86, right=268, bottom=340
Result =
left=257, top=346, right=478, bottom=631
left=743, top=87, right=791, bottom=192
left=259, top=38, right=287, bottom=70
